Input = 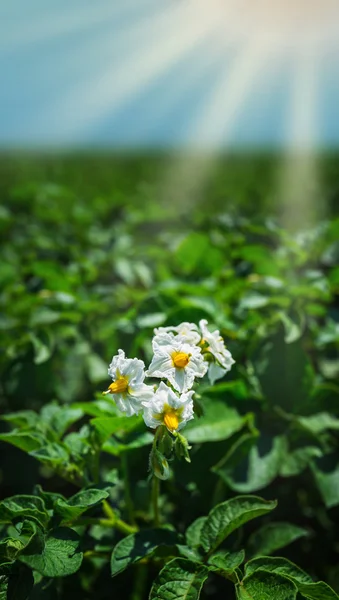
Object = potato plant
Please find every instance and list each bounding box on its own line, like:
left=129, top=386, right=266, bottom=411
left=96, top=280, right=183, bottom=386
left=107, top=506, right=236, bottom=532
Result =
left=0, top=156, right=339, bottom=599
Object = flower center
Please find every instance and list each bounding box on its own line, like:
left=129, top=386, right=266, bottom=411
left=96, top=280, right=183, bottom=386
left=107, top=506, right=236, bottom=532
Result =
left=171, top=351, right=191, bottom=369
left=163, top=410, right=180, bottom=432
left=108, top=376, right=129, bottom=394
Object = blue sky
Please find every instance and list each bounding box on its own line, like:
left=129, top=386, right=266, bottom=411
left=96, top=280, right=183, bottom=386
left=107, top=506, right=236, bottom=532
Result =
left=1, top=0, right=339, bottom=149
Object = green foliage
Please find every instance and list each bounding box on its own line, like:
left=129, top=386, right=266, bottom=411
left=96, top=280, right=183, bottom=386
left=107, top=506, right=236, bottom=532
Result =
left=0, top=155, right=339, bottom=599
left=200, top=495, right=277, bottom=553
left=111, top=529, right=179, bottom=576
left=149, top=559, right=210, bottom=600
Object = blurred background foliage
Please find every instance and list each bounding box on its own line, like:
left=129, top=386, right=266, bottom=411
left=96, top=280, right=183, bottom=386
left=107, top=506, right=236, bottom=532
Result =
left=0, top=152, right=339, bottom=597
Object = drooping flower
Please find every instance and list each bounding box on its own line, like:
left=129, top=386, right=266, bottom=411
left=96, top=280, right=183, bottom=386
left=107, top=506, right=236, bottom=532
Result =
left=146, top=332, right=207, bottom=393
left=154, top=322, right=201, bottom=345
left=142, top=381, right=194, bottom=432
left=199, top=319, right=235, bottom=384
left=103, top=349, right=154, bottom=416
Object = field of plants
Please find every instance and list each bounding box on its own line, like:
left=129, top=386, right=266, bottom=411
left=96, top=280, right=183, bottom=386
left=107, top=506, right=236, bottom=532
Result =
left=0, top=153, right=339, bottom=600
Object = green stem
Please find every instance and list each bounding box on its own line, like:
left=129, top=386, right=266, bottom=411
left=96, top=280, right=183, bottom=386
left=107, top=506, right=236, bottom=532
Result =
left=121, top=452, right=135, bottom=525
left=72, top=515, right=137, bottom=536
left=152, top=476, right=160, bottom=527
left=130, top=564, right=148, bottom=600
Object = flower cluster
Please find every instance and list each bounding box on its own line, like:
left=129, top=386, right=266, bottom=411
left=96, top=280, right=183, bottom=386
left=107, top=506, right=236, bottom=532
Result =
left=103, top=321, right=235, bottom=436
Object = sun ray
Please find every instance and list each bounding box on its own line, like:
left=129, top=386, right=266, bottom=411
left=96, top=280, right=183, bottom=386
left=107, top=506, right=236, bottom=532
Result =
left=157, top=41, right=283, bottom=213
left=28, top=0, right=241, bottom=142
left=278, top=46, right=322, bottom=230
left=0, top=0, right=160, bottom=50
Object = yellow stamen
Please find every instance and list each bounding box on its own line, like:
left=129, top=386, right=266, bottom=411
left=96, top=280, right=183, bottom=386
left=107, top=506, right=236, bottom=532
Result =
left=163, top=411, right=179, bottom=432
left=171, top=351, right=190, bottom=369
left=103, top=377, right=129, bottom=395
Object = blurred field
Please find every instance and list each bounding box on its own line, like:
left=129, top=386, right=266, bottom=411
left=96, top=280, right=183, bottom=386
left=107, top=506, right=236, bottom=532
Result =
left=0, top=152, right=339, bottom=597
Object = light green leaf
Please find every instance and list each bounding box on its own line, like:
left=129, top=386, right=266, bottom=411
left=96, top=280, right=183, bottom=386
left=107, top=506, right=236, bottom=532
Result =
left=40, top=403, right=84, bottom=437
left=31, top=443, right=69, bottom=466
left=185, top=517, right=207, bottom=549
left=29, top=333, right=52, bottom=364
left=91, top=415, right=143, bottom=444
left=247, top=522, right=308, bottom=557
left=295, top=412, right=339, bottom=436
left=185, top=400, right=246, bottom=443
left=208, top=549, right=245, bottom=575
left=0, top=496, right=49, bottom=528
left=245, top=556, right=339, bottom=599
left=55, top=489, right=109, bottom=521
left=102, top=431, right=153, bottom=455
left=85, top=353, right=108, bottom=383
left=149, top=558, right=209, bottom=600
left=280, top=447, right=322, bottom=477
left=201, top=495, right=277, bottom=554
left=215, top=436, right=287, bottom=493
left=311, top=461, right=339, bottom=508
left=237, top=570, right=298, bottom=599
left=1, top=411, right=39, bottom=429
left=0, top=431, right=44, bottom=453
left=20, top=527, right=83, bottom=577
left=111, top=529, right=178, bottom=576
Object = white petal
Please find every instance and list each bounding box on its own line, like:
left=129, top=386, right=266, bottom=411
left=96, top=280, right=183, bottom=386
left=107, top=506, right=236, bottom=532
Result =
left=208, top=363, right=227, bottom=385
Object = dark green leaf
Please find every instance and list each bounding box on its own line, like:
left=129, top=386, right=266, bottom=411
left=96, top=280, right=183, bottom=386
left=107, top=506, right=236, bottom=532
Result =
left=55, top=489, right=109, bottom=521
left=201, top=496, right=277, bottom=554
left=237, top=570, right=298, bottom=599
left=111, top=529, right=179, bottom=577
left=149, top=558, right=209, bottom=600
left=247, top=522, right=308, bottom=557
left=0, top=496, right=49, bottom=528
left=19, top=527, right=83, bottom=577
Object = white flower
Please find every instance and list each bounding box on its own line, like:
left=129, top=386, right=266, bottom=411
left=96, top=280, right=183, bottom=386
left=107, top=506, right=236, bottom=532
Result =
left=103, top=349, right=154, bottom=416
left=154, top=322, right=201, bottom=345
left=199, top=320, right=235, bottom=384
left=146, top=332, right=208, bottom=393
left=142, top=381, right=194, bottom=432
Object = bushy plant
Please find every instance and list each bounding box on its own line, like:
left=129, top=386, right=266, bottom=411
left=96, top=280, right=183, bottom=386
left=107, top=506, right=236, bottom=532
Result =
left=1, top=156, right=339, bottom=598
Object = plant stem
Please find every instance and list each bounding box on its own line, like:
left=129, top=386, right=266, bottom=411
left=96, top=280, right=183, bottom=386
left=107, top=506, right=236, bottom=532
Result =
left=130, top=564, right=148, bottom=600
left=152, top=476, right=160, bottom=527
left=73, top=515, right=137, bottom=536
left=121, top=452, right=136, bottom=525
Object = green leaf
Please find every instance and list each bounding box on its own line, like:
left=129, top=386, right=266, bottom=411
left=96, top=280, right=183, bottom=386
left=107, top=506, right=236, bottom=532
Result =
left=39, top=403, right=84, bottom=437
left=90, top=415, right=143, bottom=445
left=185, top=400, right=246, bottom=443
left=102, top=431, right=153, bottom=456
left=311, top=461, right=339, bottom=508
left=1, top=411, right=39, bottom=429
left=244, top=557, right=339, bottom=599
left=149, top=558, right=209, bottom=600
left=0, top=431, right=44, bottom=453
left=19, top=527, right=83, bottom=577
left=30, top=443, right=69, bottom=466
left=55, top=489, right=109, bottom=521
left=111, top=529, right=179, bottom=577
left=200, top=496, right=277, bottom=554
left=237, top=570, right=298, bottom=599
left=12, top=519, right=45, bottom=557
left=295, top=412, right=339, bottom=436
left=185, top=517, right=207, bottom=549
left=0, top=496, right=49, bottom=528
left=247, top=522, right=308, bottom=557
left=208, top=549, right=245, bottom=575
left=214, top=435, right=286, bottom=493
left=280, top=447, right=322, bottom=477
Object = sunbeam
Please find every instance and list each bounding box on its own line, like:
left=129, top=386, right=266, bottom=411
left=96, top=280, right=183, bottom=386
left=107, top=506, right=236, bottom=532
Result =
left=157, top=41, right=283, bottom=214
left=278, top=47, right=322, bottom=229
left=32, top=1, right=241, bottom=142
